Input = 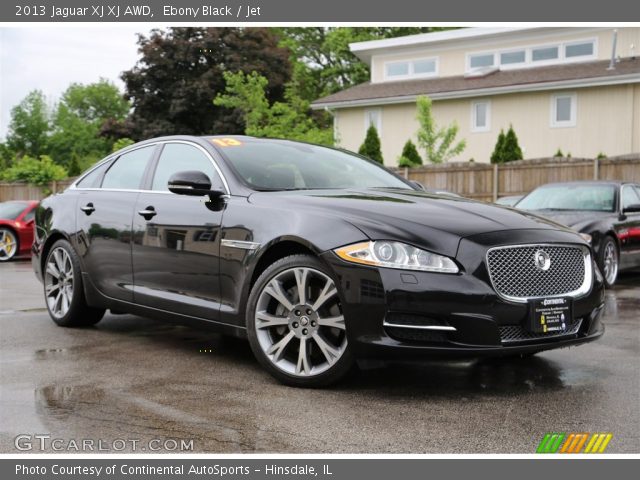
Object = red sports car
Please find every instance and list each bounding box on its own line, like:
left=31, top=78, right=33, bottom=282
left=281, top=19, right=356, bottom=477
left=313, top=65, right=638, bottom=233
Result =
left=0, top=200, right=39, bottom=261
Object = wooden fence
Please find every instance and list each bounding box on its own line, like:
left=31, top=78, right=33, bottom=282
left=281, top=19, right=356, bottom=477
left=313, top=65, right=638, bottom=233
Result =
left=397, top=154, right=640, bottom=202
left=0, top=178, right=76, bottom=202
left=1, top=155, right=639, bottom=203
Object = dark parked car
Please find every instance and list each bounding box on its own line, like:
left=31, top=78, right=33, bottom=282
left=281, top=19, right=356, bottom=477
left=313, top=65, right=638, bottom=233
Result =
left=0, top=200, right=38, bottom=261
left=32, top=136, right=605, bottom=386
left=516, top=181, right=640, bottom=287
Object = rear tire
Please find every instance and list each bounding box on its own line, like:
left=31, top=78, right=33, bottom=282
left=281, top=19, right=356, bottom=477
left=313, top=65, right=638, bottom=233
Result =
left=44, top=239, right=105, bottom=327
left=246, top=254, right=354, bottom=387
left=0, top=227, right=19, bottom=262
left=598, top=235, right=619, bottom=287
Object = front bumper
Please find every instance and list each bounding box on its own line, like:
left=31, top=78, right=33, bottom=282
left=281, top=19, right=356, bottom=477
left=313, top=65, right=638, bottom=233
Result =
left=321, top=231, right=605, bottom=360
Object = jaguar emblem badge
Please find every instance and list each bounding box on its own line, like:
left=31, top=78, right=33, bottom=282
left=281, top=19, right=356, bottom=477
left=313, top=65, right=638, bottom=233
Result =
left=534, top=249, right=551, bottom=271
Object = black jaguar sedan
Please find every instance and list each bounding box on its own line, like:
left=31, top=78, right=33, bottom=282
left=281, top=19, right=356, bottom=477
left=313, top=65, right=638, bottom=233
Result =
left=32, top=136, right=605, bottom=387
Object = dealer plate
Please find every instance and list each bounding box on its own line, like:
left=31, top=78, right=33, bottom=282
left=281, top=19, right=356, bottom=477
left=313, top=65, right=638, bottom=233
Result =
left=528, top=297, right=572, bottom=334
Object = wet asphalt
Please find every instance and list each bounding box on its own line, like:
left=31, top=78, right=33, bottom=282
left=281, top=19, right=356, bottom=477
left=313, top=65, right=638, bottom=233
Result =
left=0, top=260, right=638, bottom=454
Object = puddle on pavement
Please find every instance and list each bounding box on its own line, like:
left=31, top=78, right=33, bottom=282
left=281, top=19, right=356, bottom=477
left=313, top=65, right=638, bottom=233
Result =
left=35, top=385, right=105, bottom=419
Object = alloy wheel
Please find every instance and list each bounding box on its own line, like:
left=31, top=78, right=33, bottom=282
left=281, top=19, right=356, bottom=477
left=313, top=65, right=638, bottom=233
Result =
left=45, top=247, right=74, bottom=318
left=602, top=240, right=619, bottom=286
left=0, top=229, right=17, bottom=261
left=254, top=267, right=347, bottom=377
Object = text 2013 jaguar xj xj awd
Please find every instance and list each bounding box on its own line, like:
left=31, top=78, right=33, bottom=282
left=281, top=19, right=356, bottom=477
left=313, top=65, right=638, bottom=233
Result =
left=32, top=136, right=605, bottom=387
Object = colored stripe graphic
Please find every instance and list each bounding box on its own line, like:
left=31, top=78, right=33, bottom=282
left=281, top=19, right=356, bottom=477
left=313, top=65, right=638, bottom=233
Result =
left=537, top=433, right=565, bottom=453
left=537, top=433, right=613, bottom=453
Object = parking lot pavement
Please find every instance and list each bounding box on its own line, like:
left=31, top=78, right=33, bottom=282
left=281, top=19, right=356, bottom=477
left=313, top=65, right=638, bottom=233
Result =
left=1, top=259, right=639, bottom=454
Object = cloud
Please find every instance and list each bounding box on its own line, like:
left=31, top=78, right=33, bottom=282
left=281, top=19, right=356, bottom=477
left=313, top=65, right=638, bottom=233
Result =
left=0, top=26, right=148, bottom=138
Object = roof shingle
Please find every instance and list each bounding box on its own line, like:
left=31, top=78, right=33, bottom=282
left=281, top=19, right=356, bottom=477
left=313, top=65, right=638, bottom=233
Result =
left=312, top=58, right=640, bottom=106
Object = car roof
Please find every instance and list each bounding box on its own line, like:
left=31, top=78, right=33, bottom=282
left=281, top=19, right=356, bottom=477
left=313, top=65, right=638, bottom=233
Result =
left=535, top=180, right=633, bottom=187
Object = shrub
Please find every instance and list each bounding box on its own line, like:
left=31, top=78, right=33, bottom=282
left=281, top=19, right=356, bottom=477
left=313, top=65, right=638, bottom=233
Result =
left=397, top=139, right=422, bottom=168
left=416, top=96, right=465, bottom=164
left=502, top=125, right=523, bottom=162
left=554, top=148, right=564, bottom=157
left=490, top=130, right=506, bottom=164
left=112, top=137, right=135, bottom=153
left=358, top=125, right=384, bottom=164
left=1, top=155, right=68, bottom=193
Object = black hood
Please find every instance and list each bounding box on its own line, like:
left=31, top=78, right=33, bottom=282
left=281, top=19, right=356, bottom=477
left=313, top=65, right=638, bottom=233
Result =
left=249, top=189, right=578, bottom=257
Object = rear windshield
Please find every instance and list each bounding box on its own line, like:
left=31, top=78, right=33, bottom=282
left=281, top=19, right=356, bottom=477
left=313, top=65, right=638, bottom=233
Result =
left=213, top=139, right=411, bottom=191
left=0, top=202, right=29, bottom=220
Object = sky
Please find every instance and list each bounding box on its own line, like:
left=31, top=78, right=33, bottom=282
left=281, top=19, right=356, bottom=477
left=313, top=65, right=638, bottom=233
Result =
left=0, top=26, right=150, bottom=139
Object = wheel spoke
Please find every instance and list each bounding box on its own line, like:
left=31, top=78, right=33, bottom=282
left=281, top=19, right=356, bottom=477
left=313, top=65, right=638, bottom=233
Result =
left=46, top=262, right=61, bottom=279
left=54, top=249, right=65, bottom=272
left=54, top=291, right=63, bottom=315
left=264, top=279, right=294, bottom=312
left=311, top=278, right=337, bottom=311
left=295, top=338, right=311, bottom=375
left=256, top=311, right=289, bottom=329
left=317, top=315, right=345, bottom=330
left=266, top=331, right=295, bottom=361
left=293, top=268, right=309, bottom=305
left=61, top=290, right=69, bottom=313
left=312, top=332, right=340, bottom=365
left=45, top=283, right=60, bottom=296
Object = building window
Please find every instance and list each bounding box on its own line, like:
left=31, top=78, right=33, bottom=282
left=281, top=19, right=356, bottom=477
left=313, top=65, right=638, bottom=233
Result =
left=532, top=45, right=560, bottom=62
left=466, top=38, right=596, bottom=72
left=471, top=101, right=491, bottom=132
left=565, top=41, right=595, bottom=58
left=384, top=57, right=438, bottom=80
left=500, top=50, right=526, bottom=66
left=385, top=61, right=409, bottom=77
left=469, top=53, right=495, bottom=69
left=551, top=93, right=577, bottom=128
left=364, top=108, right=382, bottom=135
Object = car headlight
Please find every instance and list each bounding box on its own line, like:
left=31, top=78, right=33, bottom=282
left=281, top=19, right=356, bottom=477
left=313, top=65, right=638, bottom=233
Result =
left=579, top=233, right=592, bottom=244
left=334, top=241, right=459, bottom=274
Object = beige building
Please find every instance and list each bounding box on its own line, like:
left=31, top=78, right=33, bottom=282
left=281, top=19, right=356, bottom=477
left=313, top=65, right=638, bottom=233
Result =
left=312, top=27, right=640, bottom=166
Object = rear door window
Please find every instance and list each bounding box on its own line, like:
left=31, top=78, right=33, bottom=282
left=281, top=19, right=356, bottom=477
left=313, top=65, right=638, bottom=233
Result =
left=101, top=146, right=155, bottom=190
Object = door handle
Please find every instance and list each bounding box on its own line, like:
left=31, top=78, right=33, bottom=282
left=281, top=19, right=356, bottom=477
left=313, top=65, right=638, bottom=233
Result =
left=80, top=203, right=95, bottom=215
left=138, top=206, right=157, bottom=220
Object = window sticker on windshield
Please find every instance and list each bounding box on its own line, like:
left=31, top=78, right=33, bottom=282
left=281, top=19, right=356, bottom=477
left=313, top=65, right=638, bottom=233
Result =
left=211, top=138, right=243, bottom=147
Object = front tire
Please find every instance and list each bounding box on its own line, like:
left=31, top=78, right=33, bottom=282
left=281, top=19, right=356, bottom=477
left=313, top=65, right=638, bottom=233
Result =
left=0, top=227, right=18, bottom=262
left=44, top=239, right=105, bottom=327
left=598, top=235, right=619, bottom=287
left=246, top=254, right=354, bottom=387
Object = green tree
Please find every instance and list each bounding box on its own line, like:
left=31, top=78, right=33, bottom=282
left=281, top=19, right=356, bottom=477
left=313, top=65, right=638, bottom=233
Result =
left=278, top=27, right=451, bottom=101
left=502, top=125, right=523, bottom=162
left=122, top=28, right=291, bottom=139
left=358, top=125, right=383, bottom=164
left=214, top=71, right=333, bottom=145
left=398, top=139, right=422, bottom=167
left=416, top=96, right=466, bottom=164
left=48, top=79, right=130, bottom=174
left=1, top=155, right=68, bottom=190
left=112, top=137, right=135, bottom=152
left=5, top=90, right=50, bottom=158
left=490, top=130, right=506, bottom=164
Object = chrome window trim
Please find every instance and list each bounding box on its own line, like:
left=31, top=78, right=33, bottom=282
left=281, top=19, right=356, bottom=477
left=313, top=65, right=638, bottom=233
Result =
left=69, top=140, right=230, bottom=195
left=485, top=243, right=593, bottom=304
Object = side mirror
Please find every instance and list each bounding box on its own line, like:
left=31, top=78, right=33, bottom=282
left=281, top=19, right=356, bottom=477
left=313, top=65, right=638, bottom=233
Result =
left=623, top=203, right=640, bottom=214
left=168, top=170, right=224, bottom=198
left=410, top=180, right=426, bottom=191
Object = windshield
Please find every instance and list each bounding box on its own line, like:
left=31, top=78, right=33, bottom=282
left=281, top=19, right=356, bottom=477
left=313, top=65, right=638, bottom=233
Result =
left=213, top=138, right=412, bottom=191
left=517, top=184, right=616, bottom=212
left=0, top=201, right=28, bottom=220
